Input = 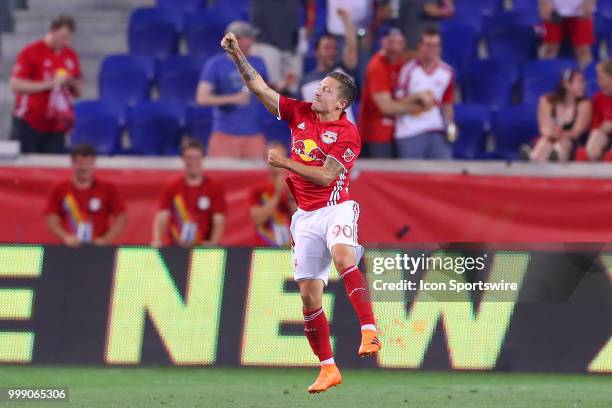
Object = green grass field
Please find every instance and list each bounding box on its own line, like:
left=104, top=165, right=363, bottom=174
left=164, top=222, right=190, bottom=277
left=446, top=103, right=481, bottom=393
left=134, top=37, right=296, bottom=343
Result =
left=0, top=367, right=610, bottom=408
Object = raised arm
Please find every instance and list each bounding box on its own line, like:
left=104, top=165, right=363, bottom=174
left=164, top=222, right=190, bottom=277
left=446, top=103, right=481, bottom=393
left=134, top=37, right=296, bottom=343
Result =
left=221, top=32, right=280, bottom=116
left=337, top=8, right=358, bottom=71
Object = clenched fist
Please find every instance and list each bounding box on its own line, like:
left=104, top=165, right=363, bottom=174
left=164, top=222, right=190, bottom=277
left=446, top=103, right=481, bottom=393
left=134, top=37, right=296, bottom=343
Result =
left=221, top=32, right=240, bottom=55
left=268, top=148, right=287, bottom=169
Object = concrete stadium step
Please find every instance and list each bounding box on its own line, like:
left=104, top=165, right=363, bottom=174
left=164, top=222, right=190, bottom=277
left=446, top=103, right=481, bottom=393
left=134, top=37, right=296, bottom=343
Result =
left=0, top=59, right=13, bottom=77
left=13, top=9, right=132, bottom=25
left=0, top=100, right=14, bottom=140
left=14, top=19, right=127, bottom=35
left=27, top=0, right=154, bottom=11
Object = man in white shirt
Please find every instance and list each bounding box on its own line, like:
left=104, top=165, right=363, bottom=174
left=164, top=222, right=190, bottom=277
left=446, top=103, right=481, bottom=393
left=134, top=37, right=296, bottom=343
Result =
left=394, top=28, right=455, bottom=159
left=301, top=8, right=358, bottom=123
left=540, top=0, right=596, bottom=69
left=326, top=0, right=372, bottom=37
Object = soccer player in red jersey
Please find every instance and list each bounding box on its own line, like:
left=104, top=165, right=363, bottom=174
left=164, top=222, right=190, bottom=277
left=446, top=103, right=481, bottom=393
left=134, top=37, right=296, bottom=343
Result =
left=222, top=32, right=380, bottom=393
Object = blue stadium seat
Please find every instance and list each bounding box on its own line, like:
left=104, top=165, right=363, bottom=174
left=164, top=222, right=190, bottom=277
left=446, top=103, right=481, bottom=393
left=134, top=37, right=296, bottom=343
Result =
left=491, top=104, right=539, bottom=160
left=584, top=61, right=600, bottom=96
left=156, top=0, right=203, bottom=11
left=521, top=59, right=578, bottom=104
left=485, top=25, right=538, bottom=62
left=485, top=10, right=541, bottom=28
left=461, top=59, right=520, bottom=85
left=185, top=105, right=213, bottom=149
left=483, top=12, right=540, bottom=62
left=592, top=14, right=610, bottom=60
left=454, top=0, right=503, bottom=19
left=128, top=7, right=182, bottom=58
left=598, top=0, right=612, bottom=18
left=216, top=0, right=250, bottom=21
left=445, top=0, right=505, bottom=35
left=72, top=100, right=125, bottom=155
left=512, top=0, right=539, bottom=14
left=461, top=73, right=514, bottom=110
left=452, top=104, right=490, bottom=160
left=127, top=102, right=185, bottom=155
left=446, top=8, right=483, bottom=35
left=184, top=10, right=235, bottom=59
left=156, top=56, right=204, bottom=104
left=262, top=117, right=291, bottom=151
left=441, top=23, right=478, bottom=71
left=99, top=55, right=155, bottom=107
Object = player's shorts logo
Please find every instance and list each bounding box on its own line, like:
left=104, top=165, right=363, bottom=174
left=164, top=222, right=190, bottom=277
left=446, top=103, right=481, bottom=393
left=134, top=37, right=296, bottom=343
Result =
left=292, top=139, right=326, bottom=163
left=321, top=130, right=337, bottom=144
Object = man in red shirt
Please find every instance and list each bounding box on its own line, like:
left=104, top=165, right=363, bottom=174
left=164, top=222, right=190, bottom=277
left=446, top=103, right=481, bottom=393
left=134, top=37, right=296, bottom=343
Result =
left=585, top=60, right=612, bottom=160
left=222, top=32, right=379, bottom=393
left=44, top=144, right=127, bottom=247
left=152, top=139, right=227, bottom=247
left=248, top=142, right=296, bottom=247
left=10, top=15, right=82, bottom=154
left=358, top=27, right=428, bottom=157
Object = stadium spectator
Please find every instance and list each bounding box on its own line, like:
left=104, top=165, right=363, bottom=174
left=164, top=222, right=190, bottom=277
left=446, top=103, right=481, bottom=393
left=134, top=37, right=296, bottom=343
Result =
left=44, top=144, right=126, bottom=247
left=358, top=27, right=413, bottom=158
left=248, top=142, right=296, bottom=247
left=540, top=0, right=596, bottom=69
left=398, top=0, right=454, bottom=51
left=522, top=69, right=592, bottom=162
left=152, top=139, right=227, bottom=248
left=326, top=0, right=373, bottom=38
left=9, top=15, right=82, bottom=154
left=585, top=60, right=612, bottom=160
left=300, top=8, right=358, bottom=123
left=394, top=28, right=455, bottom=159
left=250, top=0, right=302, bottom=95
left=196, top=21, right=269, bottom=159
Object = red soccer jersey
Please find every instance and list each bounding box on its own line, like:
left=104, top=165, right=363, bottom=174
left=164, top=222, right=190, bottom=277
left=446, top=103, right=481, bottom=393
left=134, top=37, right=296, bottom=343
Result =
left=278, top=95, right=361, bottom=211
left=12, top=39, right=82, bottom=133
left=249, top=181, right=293, bottom=246
left=358, top=51, right=406, bottom=143
left=44, top=178, right=125, bottom=240
left=158, top=176, right=227, bottom=245
left=591, top=91, right=612, bottom=130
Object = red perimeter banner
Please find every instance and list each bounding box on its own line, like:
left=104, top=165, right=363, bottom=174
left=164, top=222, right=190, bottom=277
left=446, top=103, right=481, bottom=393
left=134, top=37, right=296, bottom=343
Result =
left=0, top=167, right=611, bottom=244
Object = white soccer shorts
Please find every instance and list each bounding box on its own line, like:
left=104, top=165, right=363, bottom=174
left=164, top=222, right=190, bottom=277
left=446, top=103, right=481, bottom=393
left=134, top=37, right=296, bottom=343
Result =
left=290, top=200, right=364, bottom=286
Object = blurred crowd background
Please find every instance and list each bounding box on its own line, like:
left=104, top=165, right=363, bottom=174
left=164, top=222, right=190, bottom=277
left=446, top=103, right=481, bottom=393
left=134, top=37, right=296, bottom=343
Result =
left=1, top=0, right=611, bottom=163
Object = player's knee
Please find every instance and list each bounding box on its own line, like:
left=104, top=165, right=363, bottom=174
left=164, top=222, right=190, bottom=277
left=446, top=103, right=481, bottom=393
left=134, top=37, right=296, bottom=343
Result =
left=300, top=291, right=321, bottom=310
left=332, top=253, right=354, bottom=273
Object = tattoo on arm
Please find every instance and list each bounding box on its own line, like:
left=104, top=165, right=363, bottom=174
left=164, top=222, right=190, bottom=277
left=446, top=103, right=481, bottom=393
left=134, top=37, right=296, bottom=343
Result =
left=323, top=156, right=345, bottom=180
left=236, top=53, right=259, bottom=82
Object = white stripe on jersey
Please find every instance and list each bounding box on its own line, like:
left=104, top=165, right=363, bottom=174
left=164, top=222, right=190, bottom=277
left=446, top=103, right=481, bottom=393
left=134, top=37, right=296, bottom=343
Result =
left=327, top=172, right=346, bottom=206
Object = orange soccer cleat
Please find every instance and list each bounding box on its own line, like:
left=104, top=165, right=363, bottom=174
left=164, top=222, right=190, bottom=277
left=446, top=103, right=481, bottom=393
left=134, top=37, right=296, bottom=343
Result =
left=358, top=329, right=381, bottom=357
left=307, top=364, right=342, bottom=394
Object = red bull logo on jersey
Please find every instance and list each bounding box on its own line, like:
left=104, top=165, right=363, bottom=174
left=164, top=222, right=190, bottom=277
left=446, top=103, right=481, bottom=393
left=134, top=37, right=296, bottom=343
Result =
left=292, top=139, right=326, bottom=163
